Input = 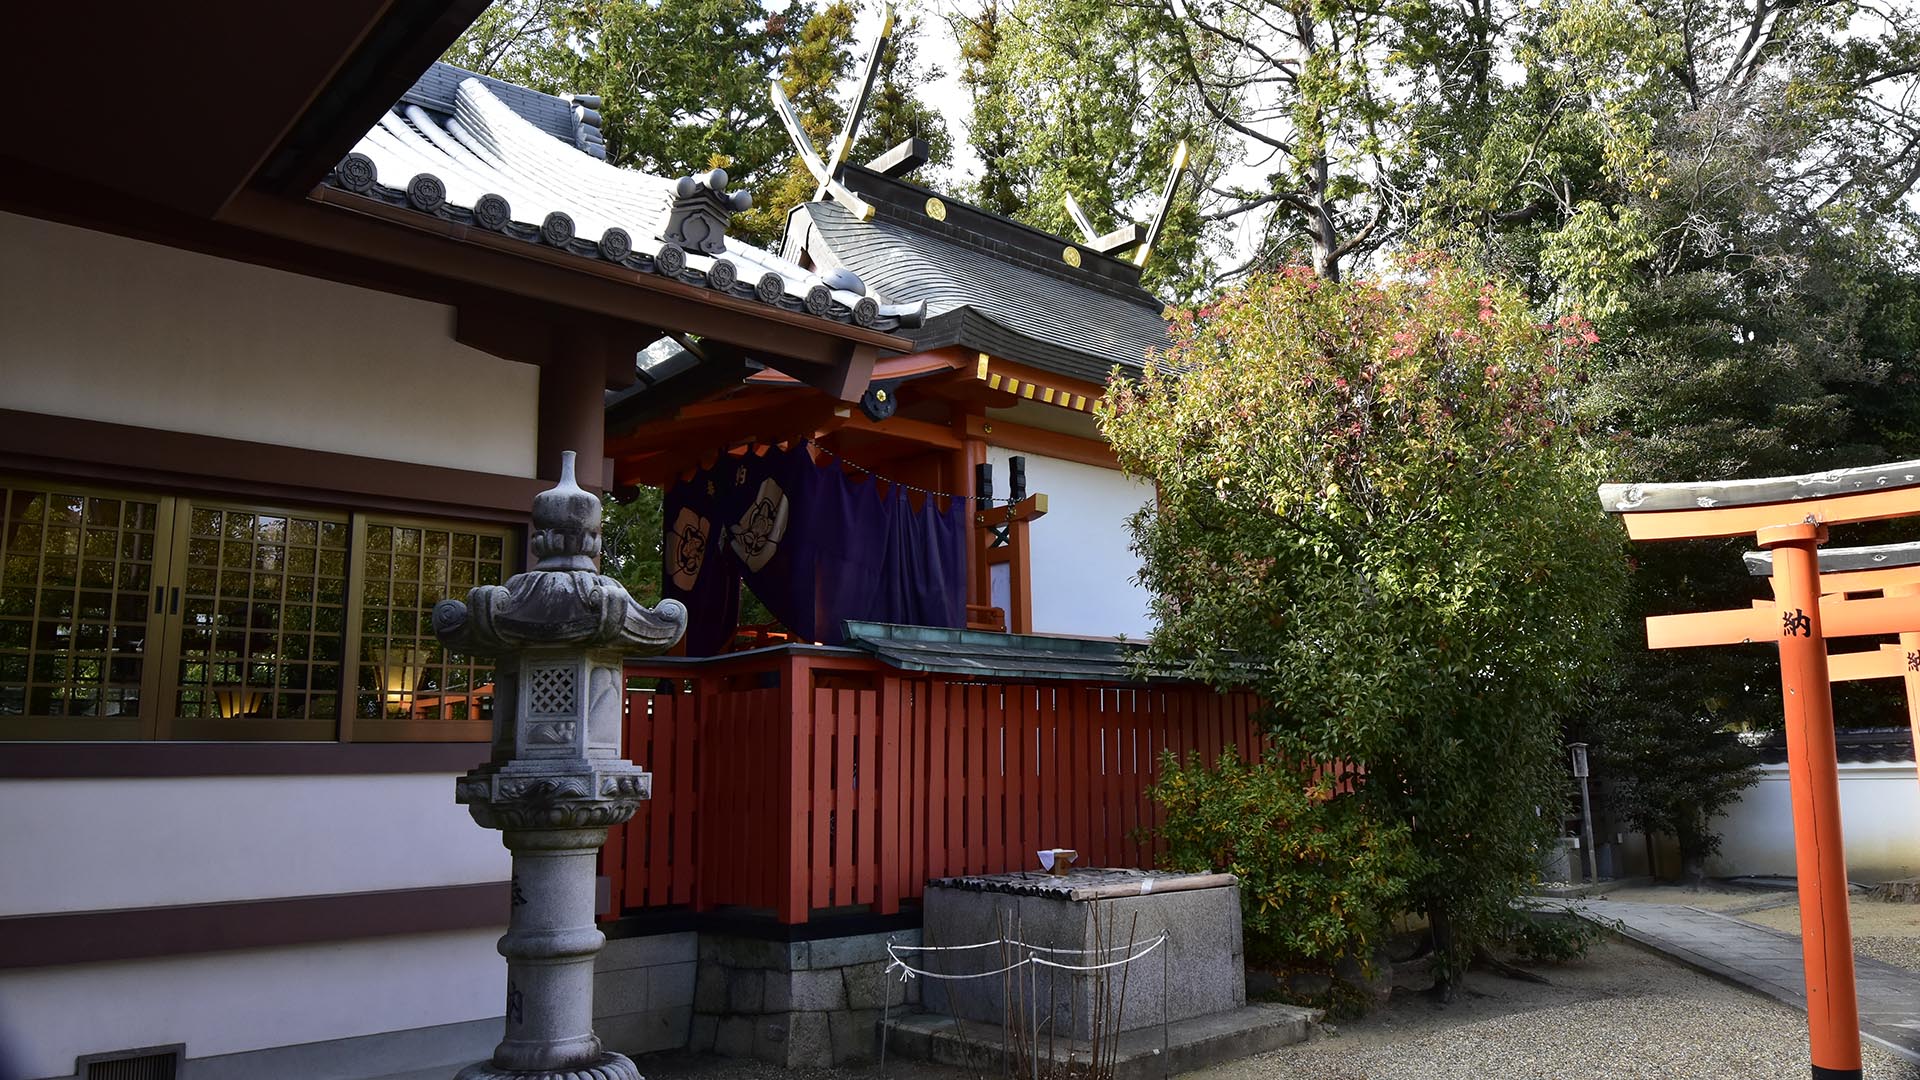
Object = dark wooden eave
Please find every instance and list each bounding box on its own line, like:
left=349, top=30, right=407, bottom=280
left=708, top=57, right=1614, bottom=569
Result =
left=0, top=1, right=490, bottom=218
left=223, top=188, right=904, bottom=385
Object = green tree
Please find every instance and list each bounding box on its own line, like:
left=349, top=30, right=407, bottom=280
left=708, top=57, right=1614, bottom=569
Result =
left=1400, top=0, right=1920, bottom=867
left=444, top=0, right=951, bottom=248
left=602, top=491, right=664, bottom=605
left=1103, top=257, right=1626, bottom=995
left=952, top=0, right=1219, bottom=296
left=731, top=0, right=860, bottom=243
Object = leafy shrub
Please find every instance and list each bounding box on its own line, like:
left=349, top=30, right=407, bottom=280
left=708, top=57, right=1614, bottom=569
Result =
left=1494, top=907, right=1601, bottom=963
left=1149, top=744, right=1414, bottom=969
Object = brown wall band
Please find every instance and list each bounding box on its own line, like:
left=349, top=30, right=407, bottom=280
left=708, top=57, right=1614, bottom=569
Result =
left=0, top=741, right=489, bottom=779
left=0, top=882, right=510, bottom=970
left=0, top=408, right=547, bottom=523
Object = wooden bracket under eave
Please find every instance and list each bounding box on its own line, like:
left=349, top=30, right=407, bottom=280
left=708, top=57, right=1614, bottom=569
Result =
left=455, top=305, right=657, bottom=390
left=756, top=343, right=879, bottom=404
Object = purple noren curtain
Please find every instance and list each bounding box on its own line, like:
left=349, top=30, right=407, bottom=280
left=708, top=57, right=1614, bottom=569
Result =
left=661, top=444, right=968, bottom=655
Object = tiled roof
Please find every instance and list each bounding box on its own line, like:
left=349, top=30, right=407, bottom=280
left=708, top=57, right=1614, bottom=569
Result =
left=1744, top=727, right=1915, bottom=765
left=791, top=171, right=1172, bottom=382
left=322, top=63, right=924, bottom=334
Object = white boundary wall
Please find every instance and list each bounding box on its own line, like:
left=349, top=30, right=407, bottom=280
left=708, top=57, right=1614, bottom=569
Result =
left=0, top=773, right=513, bottom=1079
left=0, top=775, right=511, bottom=916
left=1707, top=759, right=1920, bottom=883
left=0, top=211, right=540, bottom=478
left=0, top=930, right=505, bottom=1080
left=984, top=447, right=1154, bottom=640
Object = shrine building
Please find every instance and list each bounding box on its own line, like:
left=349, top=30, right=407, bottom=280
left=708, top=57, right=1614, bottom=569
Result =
left=0, top=13, right=1255, bottom=1077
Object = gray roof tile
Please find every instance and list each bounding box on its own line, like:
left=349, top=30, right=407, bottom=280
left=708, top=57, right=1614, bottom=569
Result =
left=797, top=185, right=1171, bottom=380
left=321, top=64, right=923, bottom=335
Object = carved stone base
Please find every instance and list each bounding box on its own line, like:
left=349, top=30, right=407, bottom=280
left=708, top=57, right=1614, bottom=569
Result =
left=454, top=1051, right=642, bottom=1080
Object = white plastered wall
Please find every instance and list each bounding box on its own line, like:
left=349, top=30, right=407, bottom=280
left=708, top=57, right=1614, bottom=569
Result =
left=0, top=775, right=510, bottom=917
left=984, top=446, right=1154, bottom=639
left=0, top=929, right=505, bottom=1079
left=1706, top=760, right=1920, bottom=884
left=0, top=211, right=539, bottom=478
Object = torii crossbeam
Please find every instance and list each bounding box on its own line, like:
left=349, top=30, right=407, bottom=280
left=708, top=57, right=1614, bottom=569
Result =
left=1598, top=459, right=1920, bottom=1080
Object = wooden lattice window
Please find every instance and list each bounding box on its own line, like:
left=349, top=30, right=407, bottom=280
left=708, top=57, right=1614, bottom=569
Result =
left=166, top=504, right=349, bottom=739
left=0, top=483, right=164, bottom=739
left=347, top=518, right=510, bottom=742
left=0, top=476, right=519, bottom=742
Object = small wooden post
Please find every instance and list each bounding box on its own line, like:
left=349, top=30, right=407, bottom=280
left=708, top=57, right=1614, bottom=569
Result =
left=1892, top=584, right=1920, bottom=793
left=1758, top=521, right=1862, bottom=1080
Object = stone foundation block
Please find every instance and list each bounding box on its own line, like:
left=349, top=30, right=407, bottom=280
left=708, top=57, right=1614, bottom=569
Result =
left=599, top=1005, right=692, bottom=1056
left=650, top=959, right=697, bottom=1009
left=714, top=1015, right=756, bottom=1059
left=694, top=963, right=729, bottom=1013
left=843, top=959, right=900, bottom=1011
left=688, top=1013, right=718, bottom=1052
left=727, top=968, right=765, bottom=1014
left=786, top=968, right=846, bottom=1012
left=599, top=931, right=697, bottom=972
left=829, top=1007, right=883, bottom=1064
left=764, top=1006, right=825, bottom=1060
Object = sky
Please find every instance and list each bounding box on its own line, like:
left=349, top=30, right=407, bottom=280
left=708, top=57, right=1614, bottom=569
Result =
left=852, top=1, right=983, bottom=182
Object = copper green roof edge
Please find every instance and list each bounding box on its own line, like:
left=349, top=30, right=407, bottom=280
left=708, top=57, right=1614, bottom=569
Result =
left=838, top=620, right=1169, bottom=682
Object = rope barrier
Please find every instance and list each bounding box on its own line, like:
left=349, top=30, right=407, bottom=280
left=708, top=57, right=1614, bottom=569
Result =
left=883, top=933, right=1169, bottom=982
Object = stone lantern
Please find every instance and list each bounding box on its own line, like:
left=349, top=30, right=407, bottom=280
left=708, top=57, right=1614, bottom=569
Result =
left=434, top=451, right=687, bottom=1080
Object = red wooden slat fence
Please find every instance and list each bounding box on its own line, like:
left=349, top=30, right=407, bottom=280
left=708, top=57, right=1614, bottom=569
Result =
left=602, top=648, right=1263, bottom=924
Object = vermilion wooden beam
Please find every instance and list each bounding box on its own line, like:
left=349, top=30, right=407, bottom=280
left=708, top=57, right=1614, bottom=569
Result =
left=1646, top=594, right=1920, bottom=650
left=1824, top=645, right=1910, bottom=683
left=973, top=493, right=1049, bottom=531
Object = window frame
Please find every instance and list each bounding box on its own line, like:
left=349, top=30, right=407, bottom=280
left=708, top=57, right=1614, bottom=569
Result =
left=346, top=511, right=514, bottom=744
left=0, top=475, right=520, bottom=744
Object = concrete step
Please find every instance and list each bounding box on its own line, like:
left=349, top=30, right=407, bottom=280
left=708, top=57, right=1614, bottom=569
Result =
left=880, top=1003, right=1320, bottom=1079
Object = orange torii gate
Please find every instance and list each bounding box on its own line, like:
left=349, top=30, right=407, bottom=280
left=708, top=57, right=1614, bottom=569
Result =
left=1746, top=542, right=1920, bottom=779
left=1601, top=461, right=1920, bottom=1080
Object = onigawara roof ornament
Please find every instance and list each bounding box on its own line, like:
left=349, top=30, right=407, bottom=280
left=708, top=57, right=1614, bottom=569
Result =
left=659, top=168, right=753, bottom=257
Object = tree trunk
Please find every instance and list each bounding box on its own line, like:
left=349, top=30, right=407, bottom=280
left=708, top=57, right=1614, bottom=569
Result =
left=1309, top=154, right=1340, bottom=282
left=1428, top=906, right=1458, bottom=1003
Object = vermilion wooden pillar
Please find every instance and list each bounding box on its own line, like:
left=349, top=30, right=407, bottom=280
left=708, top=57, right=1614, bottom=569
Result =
left=1761, top=522, right=1862, bottom=1080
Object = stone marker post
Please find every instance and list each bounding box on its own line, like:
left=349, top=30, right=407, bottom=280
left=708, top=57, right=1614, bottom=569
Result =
left=434, top=451, right=687, bottom=1080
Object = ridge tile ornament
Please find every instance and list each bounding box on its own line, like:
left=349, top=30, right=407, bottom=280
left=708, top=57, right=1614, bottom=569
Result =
left=657, top=168, right=752, bottom=257
left=434, top=451, right=686, bottom=1080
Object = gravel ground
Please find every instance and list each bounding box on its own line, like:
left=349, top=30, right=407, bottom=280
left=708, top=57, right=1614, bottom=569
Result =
left=1740, top=898, right=1920, bottom=973
left=1189, top=940, right=1919, bottom=1080
left=629, top=940, right=1919, bottom=1079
